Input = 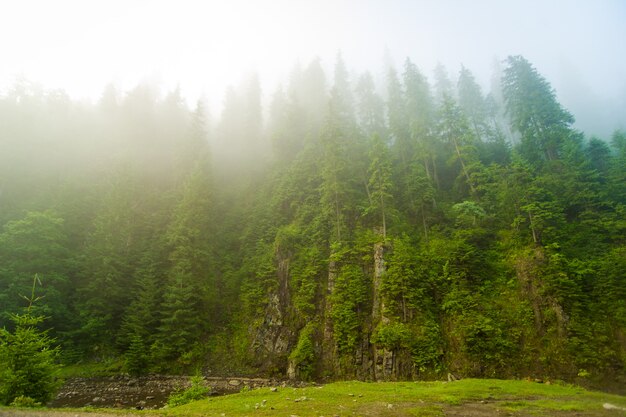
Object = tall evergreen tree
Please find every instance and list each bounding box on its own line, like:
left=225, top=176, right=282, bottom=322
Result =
left=502, top=55, right=574, bottom=165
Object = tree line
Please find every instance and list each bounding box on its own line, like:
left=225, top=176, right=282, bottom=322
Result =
left=0, top=55, right=624, bottom=388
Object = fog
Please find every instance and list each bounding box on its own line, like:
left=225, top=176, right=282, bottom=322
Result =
left=1, top=0, right=624, bottom=137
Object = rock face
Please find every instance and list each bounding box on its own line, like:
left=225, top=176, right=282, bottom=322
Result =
left=50, top=375, right=276, bottom=409
left=251, top=253, right=294, bottom=373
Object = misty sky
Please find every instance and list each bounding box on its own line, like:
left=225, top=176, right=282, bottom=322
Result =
left=1, top=0, right=624, bottom=137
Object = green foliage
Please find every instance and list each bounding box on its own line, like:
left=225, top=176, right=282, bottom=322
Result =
left=290, top=246, right=323, bottom=321
left=372, top=322, right=411, bottom=351
left=0, top=277, right=61, bottom=406
left=124, top=334, right=148, bottom=376
left=9, top=395, right=41, bottom=408
left=452, top=201, right=485, bottom=227
left=289, top=322, right=317, bottom=380
left=154, top=276, right=204, bottom=365
left=503, top=55, right=575, bottom=165
left=0, top=55, right=624, bottom=386
left=167, top=374, right=210, bottom=407
left=0, top=211, right=72, bottom=334
left=331, top=263, right=370, bottom=356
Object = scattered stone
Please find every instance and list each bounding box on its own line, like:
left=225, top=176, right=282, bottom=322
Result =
left=604, top=403, right=626, bottom=411
left=447, top=372, right=460, bottom=382
left=270, top=387, right=278, bottom=392
left=387, top=403, right=393, bottom=409
left=348, top=393, right=354, bottom=396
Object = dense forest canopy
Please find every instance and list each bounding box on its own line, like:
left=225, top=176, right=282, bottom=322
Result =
left=0, top=55, right=624, bottom=388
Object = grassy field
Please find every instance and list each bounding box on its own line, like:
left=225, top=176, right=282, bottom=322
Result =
left=2, top=379, right=626, bottom=417
left=162, top=379, right=626, bottom=417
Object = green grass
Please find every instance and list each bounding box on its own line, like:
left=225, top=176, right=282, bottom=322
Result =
left=160, top=379, right=626, bottom=417
left=55, top=359, right=124, bottom=378
left=3, top=379, right=624, bottom=416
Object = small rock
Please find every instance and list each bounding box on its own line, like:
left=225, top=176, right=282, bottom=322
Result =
left=387, top=403, right=393, bottom=409
left=270, top=387, right=278, bottom=392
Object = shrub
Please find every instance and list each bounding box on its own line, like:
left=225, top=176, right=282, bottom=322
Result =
left=167, top=375, right=210, bottom=407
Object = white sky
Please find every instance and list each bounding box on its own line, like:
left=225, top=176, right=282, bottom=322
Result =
left=1, top=0, right=624, bottom=135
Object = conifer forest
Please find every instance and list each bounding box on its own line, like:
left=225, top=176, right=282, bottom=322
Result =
left=0, top=54, right=625, bottom=389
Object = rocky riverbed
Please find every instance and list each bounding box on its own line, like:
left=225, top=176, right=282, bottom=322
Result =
left=49, top=375, right=278, bottom=409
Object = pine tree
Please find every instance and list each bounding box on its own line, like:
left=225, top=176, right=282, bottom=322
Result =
left=502, top=55, right=574, bottom=165
left=457, top=65, right=488, bottom=140
left=0, top=276, right=60, bottom=405
left=367, top=134, right=393, bottom=238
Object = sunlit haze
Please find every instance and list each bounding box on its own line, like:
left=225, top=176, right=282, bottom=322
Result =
left=1, top=0, right=625, bottom=136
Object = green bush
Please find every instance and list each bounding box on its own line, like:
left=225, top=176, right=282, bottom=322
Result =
left=9, top=395, right=41, bottom=408
left=167, top=375, right=210, bottom=407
